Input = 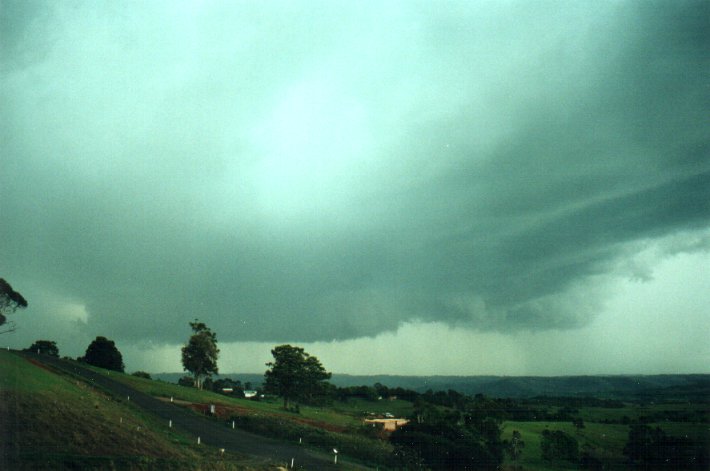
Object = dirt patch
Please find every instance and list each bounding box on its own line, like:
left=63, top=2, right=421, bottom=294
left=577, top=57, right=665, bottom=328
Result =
left=25, top=357, right=55, bottom=373
left=289, top=416, right=345, bottom=433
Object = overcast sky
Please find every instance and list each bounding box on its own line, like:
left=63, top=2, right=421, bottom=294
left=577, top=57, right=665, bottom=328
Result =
left=2, top=0, right=708, bottom=375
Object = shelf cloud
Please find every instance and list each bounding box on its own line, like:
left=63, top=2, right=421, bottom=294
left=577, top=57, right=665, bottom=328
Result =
left=2, top=1, right=708, bottom=360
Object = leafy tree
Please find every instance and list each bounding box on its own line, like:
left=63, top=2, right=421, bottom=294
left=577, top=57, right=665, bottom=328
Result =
left=263, top=344, right=331, bottom=409
left=178, top=375, right=194, bottom=387
left=0, top=278, right=28, bottom=334
left=83, top=336, right=125, bottom=372
left=506, top=430, right=525, bottom=462
left=580, top=446, right=603, bottom=470
left=541, top=429, right=579, bottom=463
left=131, top=371, right=151, bottom=379
left=181, top=320, right=219, bottom=389
left=413, top=396, right=444, bottom=424
left=623, top=424, right=708, bottom=468
left=25, top=340, right=59, bottom=357
left=391, top=421, right=502, bottom=470
left=374, top=382, right=388, bottom=398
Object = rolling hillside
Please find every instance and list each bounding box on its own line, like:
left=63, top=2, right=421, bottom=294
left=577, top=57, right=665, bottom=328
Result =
left=0, top=350, right=278, bottom=470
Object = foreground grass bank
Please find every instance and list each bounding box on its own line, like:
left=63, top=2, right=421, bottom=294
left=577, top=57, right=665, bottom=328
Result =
left=4, top=350, right=708, bottom=470
left=0, top=350, right=279, bottom=470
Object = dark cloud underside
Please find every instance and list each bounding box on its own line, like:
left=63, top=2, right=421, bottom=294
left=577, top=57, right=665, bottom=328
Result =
left=1, top=0, right=708, bottom=344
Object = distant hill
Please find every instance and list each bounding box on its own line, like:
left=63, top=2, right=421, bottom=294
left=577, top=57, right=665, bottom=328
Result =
left=153, top=372, right=710, bottom=400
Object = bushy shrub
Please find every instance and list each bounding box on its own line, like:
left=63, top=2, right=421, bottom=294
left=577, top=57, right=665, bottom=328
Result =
left=83, top=336, right=124, bottom=372
left=390, top=421, right=502, bottom=470
left=25, top=340, right=59, bottom=357
left=624, top=424, right=709, bottom=469
left=540, top=429, right=579, bottom=463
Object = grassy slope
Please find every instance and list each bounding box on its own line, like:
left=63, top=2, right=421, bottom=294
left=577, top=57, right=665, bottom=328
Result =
left=0, top=351, right=273, bottom=470
left=36, top=358, right=708, bottom=470
left=100, top=367, right=413, bottom=430
left=61, top=361, right=397, bottom=468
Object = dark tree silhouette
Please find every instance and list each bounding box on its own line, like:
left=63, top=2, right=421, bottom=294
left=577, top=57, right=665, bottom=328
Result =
left=25, top=340, right=59, bottom=357
left=177, top=376, right=194, bottom=387
left=83, top=336, right=125, bottom=372
left=263, top=344, right=331, bottom=409
left=541, top=429, right=579, bottom=463
left=131, top=371, right=151, bottom=379
left=623, top=424, right=708, bottom=468
left=390, top=420, right=502, bottom=470
left=0, top=278, right=28, bottom=334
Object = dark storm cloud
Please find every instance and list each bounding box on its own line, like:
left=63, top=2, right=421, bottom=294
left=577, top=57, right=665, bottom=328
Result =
left=1, top=1, right=708, bottom=345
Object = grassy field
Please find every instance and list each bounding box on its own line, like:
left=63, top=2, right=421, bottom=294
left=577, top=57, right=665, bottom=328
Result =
left=97, top=367, right=412, bottom=430
left=4, top=352, right=708, bottom=470
left=0, top=351, right=281, bottom=470
left=576, top=402, right=710, bottom=424
left=501, top=409, right=709, bottom=470
left=501, top=420, right=629, bottom=470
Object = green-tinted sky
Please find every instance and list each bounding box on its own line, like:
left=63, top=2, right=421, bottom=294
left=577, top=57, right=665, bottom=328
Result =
left=2, top=0, right=708, bottom=374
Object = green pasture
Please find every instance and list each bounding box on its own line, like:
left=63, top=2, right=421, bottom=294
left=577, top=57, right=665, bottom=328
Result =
left=649, top=421, right=709, bottom=443
left=502, top=420, right=630, bottom=470
left=577, top=401, right=710, bottom=423
left=0, top=349, right=70, bottom=393
left=502, top=414, right=709, bottom=471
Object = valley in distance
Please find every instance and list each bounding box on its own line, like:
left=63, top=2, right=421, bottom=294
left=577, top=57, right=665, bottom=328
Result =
left=5, top=346, right=705, bottom=470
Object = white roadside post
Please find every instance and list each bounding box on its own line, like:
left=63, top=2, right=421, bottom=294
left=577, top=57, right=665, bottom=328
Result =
left=197, top=436, right=201, bottom=445
left=291, top=458, right=294, bottom=468
left=333, top=448, right=338, bottom=464
left=169, top=420, right=172, bottom=428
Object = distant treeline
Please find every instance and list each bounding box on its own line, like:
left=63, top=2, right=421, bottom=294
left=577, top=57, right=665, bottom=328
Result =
left=154, top=372, right=710, bottom=401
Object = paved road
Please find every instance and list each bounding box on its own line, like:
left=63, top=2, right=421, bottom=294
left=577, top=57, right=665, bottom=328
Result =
left=22, top=352, right=357, bottom=470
